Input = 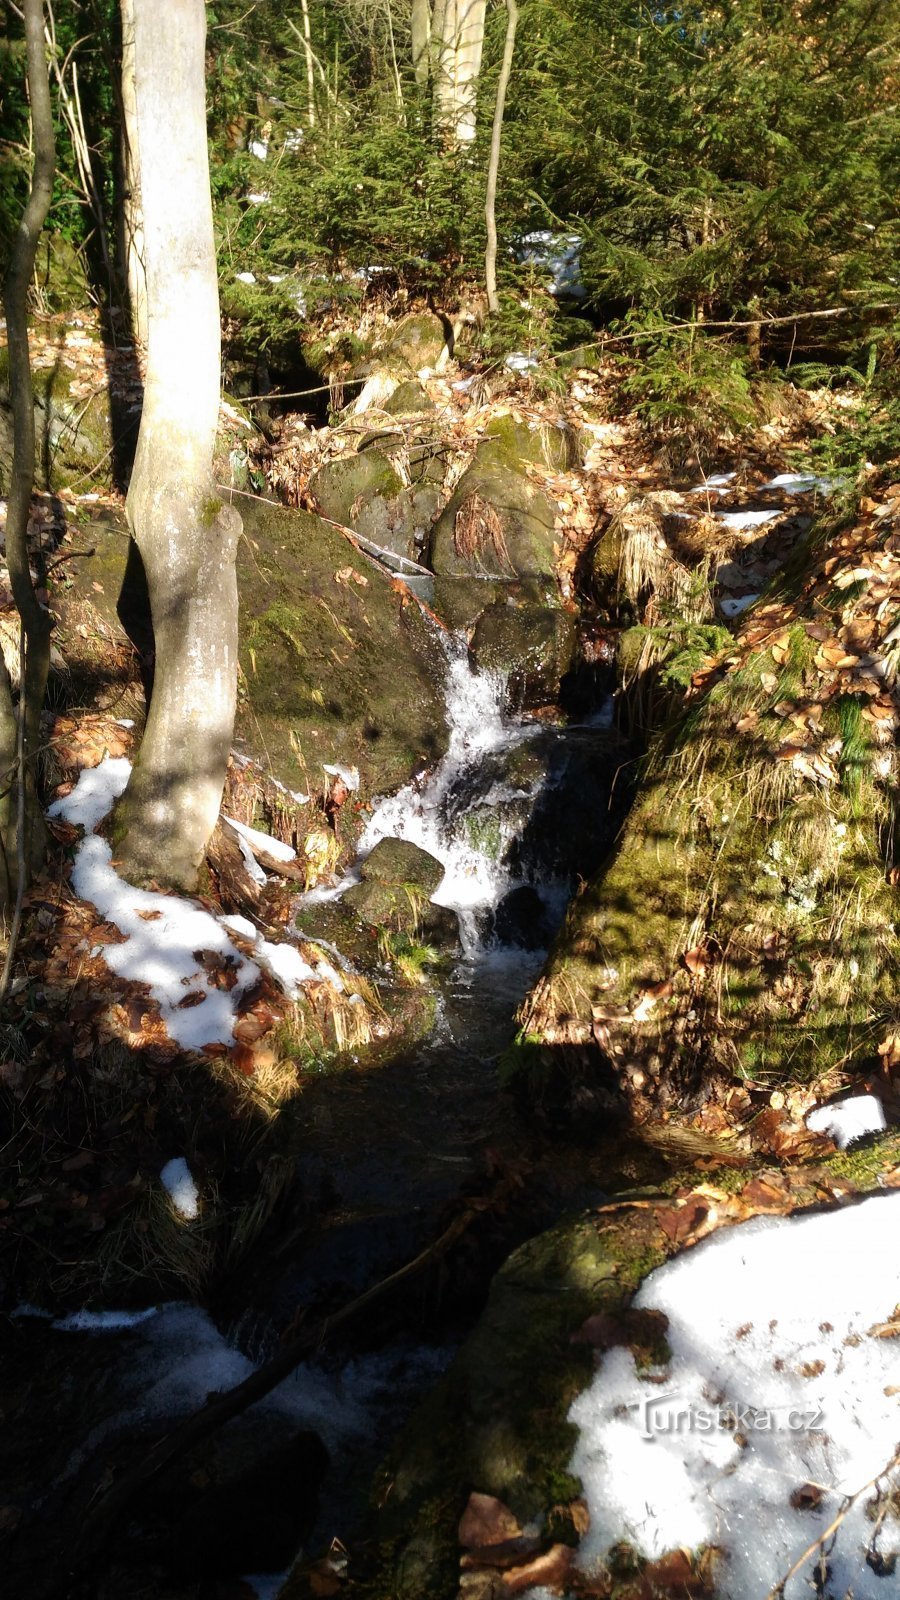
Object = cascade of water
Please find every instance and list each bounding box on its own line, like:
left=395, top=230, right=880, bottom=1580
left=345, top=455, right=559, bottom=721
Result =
left=356, top=635, right=544, bottom=956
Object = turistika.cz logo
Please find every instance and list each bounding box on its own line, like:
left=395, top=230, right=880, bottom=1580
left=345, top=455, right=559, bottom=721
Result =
left=627, top=1393, right=825, bottom=1440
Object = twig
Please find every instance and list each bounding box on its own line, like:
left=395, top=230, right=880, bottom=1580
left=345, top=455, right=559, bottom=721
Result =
left=764, top=1445, right=900, bottom=1598
left=47, top=1200, right=485, bottom=1592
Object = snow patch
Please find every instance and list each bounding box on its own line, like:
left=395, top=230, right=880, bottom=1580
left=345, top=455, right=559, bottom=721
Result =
left=806, top=1093, right=886, bottom=1148
left=48, top=755, right=131, bottom=833
left=52, top=1307, right=158, bottom=1332
left=160, top=1158, right=200, bottom=1220
left=715, top=509, right=781, bottom=530
left=569, top=1193, right=900, bottom=1599
left=759, top=471, right=837, bottom=496
left=719, top=593, right=759, bottom=618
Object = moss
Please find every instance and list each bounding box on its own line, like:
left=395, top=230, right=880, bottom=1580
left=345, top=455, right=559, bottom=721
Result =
left=237, top=497, right=448, bottom=813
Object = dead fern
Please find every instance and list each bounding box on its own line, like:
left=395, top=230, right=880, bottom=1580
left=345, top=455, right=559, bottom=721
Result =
left=453, top=492, right=512, bottom=572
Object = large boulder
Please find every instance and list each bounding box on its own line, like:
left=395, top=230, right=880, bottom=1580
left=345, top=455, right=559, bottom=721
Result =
left=360, top=837, right=445, bottom=896
left=430, top=443, right=558, bottom=580
left=378, top=311, right=448, bottom=374
left=0, top=346, right=116, bottom=495
left=309, top=447, right=404, bottom=526
left=49, top=497, right=449, bottom=808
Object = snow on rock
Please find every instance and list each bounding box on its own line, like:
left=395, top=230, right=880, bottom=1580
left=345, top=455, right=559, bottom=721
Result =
left=719, top=593, right=760, bottom=618
left=516, top=230, right=585, bottom=300
left=570, top=1194, right=900, bottom=1600
left=323, top=763, right=359, bottom=793
left=759, top=471, right=837, bottom=495
left=225, top=815, right=297, bottom=863
left=221, top=915, right=320, bottom=1000
left=159, top=1158, right=200, bottom=1220
left=806, top=1093, right=887, bottom=1149
left=504, top=351, right=539, bottom=374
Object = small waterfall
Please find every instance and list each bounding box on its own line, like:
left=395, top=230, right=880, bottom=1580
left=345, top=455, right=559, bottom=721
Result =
left=357, top=636, right=544, bottom=957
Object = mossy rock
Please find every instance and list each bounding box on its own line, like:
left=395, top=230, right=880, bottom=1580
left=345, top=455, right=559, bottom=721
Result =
left=378, top=311, right=448, bottom=374
left=430, top=576, right=513, bottom=631
left=360, top=837, right=444, bottom=896
left=237, top=498, right=448, bottom=807
left=32, top=233, right=91, bottom=312
left=483, top=412, right=578, bottom=471
left=363, top=1210, right=665, bottom=1598
left=49, top=495, right=449, bottom=818
left=430, top=452, right=558, bottom=581
left=522, top=508, right=900, bottom=1109
left=356, top=484, right=440, bottom=562
left=469, top=601, right=576, bottom=705
left=384, top=379, right=434, bottom=416
left=0, top=348, right=115, bottom=495
left=342, top=877, right=459, bottom=950
left=309, top=449, right=404, bottom=526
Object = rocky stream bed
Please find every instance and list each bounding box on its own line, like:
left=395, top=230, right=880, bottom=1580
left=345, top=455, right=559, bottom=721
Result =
left=3, top=312, right=900, bottom=1600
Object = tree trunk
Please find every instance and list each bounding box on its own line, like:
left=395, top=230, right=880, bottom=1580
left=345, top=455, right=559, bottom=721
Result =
left=0, top=0, right=56, bottom=904
left=114, top=0, right=241, bottom=892
left=118, top=0, right=148, bottom=347
left=484, top=0, right=518, bottom=315
left=433, top=0, right=487, bottom=145
left=411, top=0, right=431, bottom=86
left=299, top=0, right=316, bottom=128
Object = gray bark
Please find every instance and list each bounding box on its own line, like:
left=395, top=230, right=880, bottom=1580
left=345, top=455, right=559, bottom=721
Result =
left=119, top=0, right=148, bottom=347
left=0, top=0, right=56, bottom=904
left=114, top=0, right=242, bottom=892
left=484, top=0, right=518, bottom=315
left=433, top=0, right=487, bottom=144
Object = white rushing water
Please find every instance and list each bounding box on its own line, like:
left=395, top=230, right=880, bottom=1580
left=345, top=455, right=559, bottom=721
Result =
left=354, top=636, right=546, bottom=956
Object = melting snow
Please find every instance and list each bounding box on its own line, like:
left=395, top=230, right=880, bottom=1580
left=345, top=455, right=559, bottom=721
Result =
left=505, top=351, right=539, bottom=373
left=715, top=509, right=781, bottom=530
left=806, top=1093, right=886, bottom=1148
left=48, top=756, right=131, bottom=833
left=159, top=1158, right=200, bottom=1220
left=760, top=471, right=837, bottom=495
left=49, top=758, right=339, bottom=1049
left=51, top=1307, right=158, bottom=1331
left=569, top=1193, right=900, bottom=1599
left=719, top=594, right=759, bottom=618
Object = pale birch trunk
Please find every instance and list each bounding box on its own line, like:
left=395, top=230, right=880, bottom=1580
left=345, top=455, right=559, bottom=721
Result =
left=411, top=0, right=431, bottom=85
left=299, top=0, right=316, bottom=128
left=433, top=0, right=487, bottom=145
left=119, top=0, right=148, bottom=348
left=114, top=0, right=242, bottom=891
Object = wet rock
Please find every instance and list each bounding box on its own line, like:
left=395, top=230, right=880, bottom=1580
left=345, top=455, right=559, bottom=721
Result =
left=491, top=885, right=552, bottom=951
left=431, top=576, right=515, bottom=632
left=342, top=876, right=460, bottom=951
left=361, top=837, right=445, bottom=896
left=470, top=601, right=576, bottom=708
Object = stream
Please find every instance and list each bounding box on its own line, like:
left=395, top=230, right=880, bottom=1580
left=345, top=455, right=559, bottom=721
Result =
left=8, top=467, right=838, bottom=1596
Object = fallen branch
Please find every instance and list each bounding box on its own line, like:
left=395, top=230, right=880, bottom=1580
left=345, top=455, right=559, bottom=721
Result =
left=764, top=1445, right=900, bottom=1599
left=25, top=1196, right=490, bottom=1597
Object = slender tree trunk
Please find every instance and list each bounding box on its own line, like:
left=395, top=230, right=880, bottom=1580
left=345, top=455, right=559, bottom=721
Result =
left=411, top=0, right=431, bottom=86
left=299, top=0, right=316, bottom=128
left=113, top=0, right=242, bottom=892
left=433, top=0, right=487, bottom=145
left=484, top=0, right=518, bottom=314
left=0, top=0, right=56, bottom=904
left=119, top=0, right=148, bottom=347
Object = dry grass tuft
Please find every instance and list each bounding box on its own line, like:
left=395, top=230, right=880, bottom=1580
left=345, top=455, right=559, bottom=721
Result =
left=454, top=492, right=512, bottom=572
